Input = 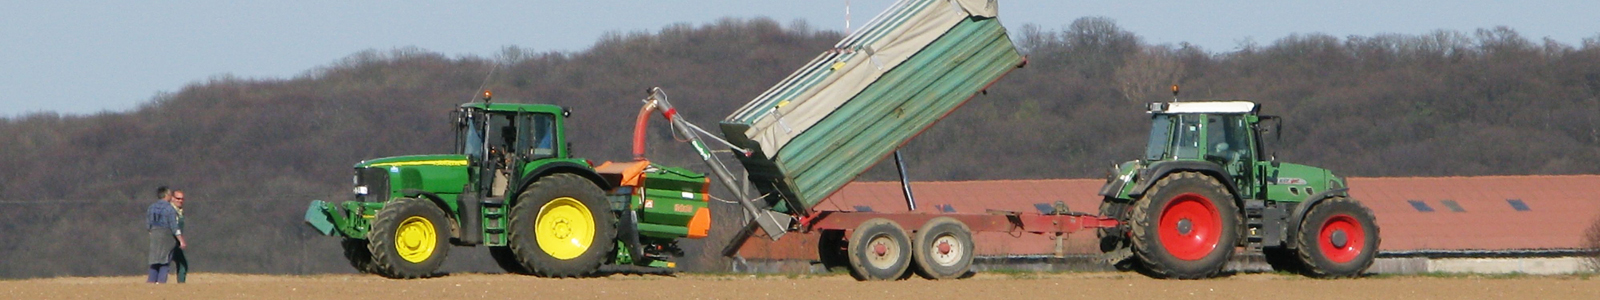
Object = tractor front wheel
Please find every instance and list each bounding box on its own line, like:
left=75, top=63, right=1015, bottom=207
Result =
left=509, top=173, right=615, bottom=278
left=367, top=197, right=451, bottom=279
left=1295, top=197, right=1380, bottom=278
left=1129, top=171, right=1240, bottom=279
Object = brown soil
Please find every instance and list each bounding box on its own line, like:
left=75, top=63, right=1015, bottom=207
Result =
left=4, top=272, right=1598, bottom=300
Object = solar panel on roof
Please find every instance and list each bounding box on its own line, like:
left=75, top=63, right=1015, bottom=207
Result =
left=1507, top=199, right=1530, bottom=211
left=1407, top=200, right=1435, bottom=212
left=1439, top=200, right=1465, bottom=212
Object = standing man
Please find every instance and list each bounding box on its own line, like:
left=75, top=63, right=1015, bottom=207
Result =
left=171, top=190, right=189, bottom=283
left=146, top=186, right=185, bottom=284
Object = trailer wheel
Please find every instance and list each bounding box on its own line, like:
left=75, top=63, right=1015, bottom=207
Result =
left=367, top=197, right=451, bottom=279
left=509, top=173, right=615, bottom=278
left=912, top=217, right=973, bottom=280
left=817, top=230, right=850, bottom=272
left=847, top=218, right=912, bottom=281
left=1295, top=197, right=1380, bottom=278
left=340, top=238, right=377, bottom=274
left=1129, top=171, right=1239, bottom=279
left=489, top=246, right=530, bottom=274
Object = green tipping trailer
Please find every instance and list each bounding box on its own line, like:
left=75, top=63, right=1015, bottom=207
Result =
left=719, top=0, right=1024, bottom=215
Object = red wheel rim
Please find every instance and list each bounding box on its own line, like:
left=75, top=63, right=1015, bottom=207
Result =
left=1157, top=193, right=1221, bottom=261
left=1318, top=214, right=1365, bottom=263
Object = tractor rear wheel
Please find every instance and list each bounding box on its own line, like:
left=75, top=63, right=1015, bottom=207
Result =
left=509, top=173, right=615, bottom=278
left=340, top=238, right=377, bottom=274
left=1295, top=197, right=1380, bottom=278
left=1129, top=171, right=1240, bottom=279
left=846, top=218, right=912, bottom=281
left=489, top=246, right=530, bottom=274
left=912, top=217, right=974, bottom=280
left=367, top=197, right=451, bottom=279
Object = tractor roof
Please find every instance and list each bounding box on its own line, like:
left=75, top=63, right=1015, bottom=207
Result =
left=1147, top=101, right=1258, bottom=114
left=459, top=102, right=565, bottom=114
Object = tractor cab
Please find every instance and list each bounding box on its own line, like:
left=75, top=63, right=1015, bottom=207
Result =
left=453, top=101, right=567, bottom=198
left=1139, top=101, right=1269, bottom=200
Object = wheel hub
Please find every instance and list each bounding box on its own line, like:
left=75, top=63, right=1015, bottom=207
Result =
left=1329, top=230, right=1348, bottom=248
left=1318, top=214, right=1366, bottom=264
left=865, top=235, right=901, bottom=269
left=536, top=197, right=595, bottom=260
left=930, top=235, right=964, bottom=266
left=1157, top=193, right=1222, bottom=261
left=395, top=216, right=437, bottom=263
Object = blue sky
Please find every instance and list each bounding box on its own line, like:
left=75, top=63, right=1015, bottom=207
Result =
left=2, top=1, right=1595, bottom=116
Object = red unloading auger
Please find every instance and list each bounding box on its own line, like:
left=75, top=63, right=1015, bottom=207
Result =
left=629, top=87, right=796, bottom=254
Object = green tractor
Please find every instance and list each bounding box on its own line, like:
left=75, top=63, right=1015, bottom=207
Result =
left=1098, top=97, right=1381, bottom=279
left=304, top=92, right=715, bottom=278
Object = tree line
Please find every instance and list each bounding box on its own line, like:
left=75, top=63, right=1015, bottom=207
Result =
left=0, top=16, right=1596, bottom=278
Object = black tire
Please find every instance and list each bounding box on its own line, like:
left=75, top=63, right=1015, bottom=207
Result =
left=1295, top=197, right=1380, bottom=278
left=846, top=218, right=912, bottom=281
left=508, top=173, right=615, bottom=278
left=912, top=217, right=974, bottom=280
left=340, top=238, right=377, bottom=274
left=489, top=246, right=530, bottom=274
left=1129, top=171, right=1240, bottom=279
left=817, top=230, right=850, bottom=272
left=367, top=197, right=452, bottom=279
left=1262, top=246, right=1304, bottom=274
left=1098, top=198, right=1137, bottom=271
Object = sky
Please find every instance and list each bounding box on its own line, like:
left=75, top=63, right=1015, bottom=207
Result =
left=2, top=1, right=1596, bottom=117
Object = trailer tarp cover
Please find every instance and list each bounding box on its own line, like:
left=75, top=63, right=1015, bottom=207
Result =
left=720, top=0, right=1023, bottom=213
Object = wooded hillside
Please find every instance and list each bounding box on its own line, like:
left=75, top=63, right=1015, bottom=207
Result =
left=1, top=17, right=1596, bottom=278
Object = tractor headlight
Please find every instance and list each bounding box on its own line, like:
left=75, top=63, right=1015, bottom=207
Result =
left=354, top=186, right=368, bottom=195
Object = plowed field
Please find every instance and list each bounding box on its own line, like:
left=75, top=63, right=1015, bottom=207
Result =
left=5, top=272, right=1597, bottom=300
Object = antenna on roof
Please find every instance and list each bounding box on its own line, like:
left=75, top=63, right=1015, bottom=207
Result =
left=470, top=63, right=499, bottom=104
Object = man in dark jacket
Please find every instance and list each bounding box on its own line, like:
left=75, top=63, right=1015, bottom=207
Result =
left=146, top=186, right=185, bottom=283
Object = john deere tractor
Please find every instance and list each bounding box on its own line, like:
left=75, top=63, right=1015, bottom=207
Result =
left=304, top=92, right=714, bottom=278
left=1098, top=97, right=1380, bottom=279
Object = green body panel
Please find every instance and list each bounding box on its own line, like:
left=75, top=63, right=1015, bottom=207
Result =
left=628, top=165, right=710, bottom=239
left=1260, top=162, right=1333, bottom=202
left=358, top=154, right=470, bottom=212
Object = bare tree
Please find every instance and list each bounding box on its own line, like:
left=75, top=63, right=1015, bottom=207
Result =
left=1115, top=47, right=1185, bottom=103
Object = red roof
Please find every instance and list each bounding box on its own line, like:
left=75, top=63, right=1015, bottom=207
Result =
left=736, top=175, right=1600, bottom=259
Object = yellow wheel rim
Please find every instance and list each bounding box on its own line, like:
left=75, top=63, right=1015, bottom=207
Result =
left=395, top=216, right=438, bottom=263
left=535, top=197, right=595, bottom=260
